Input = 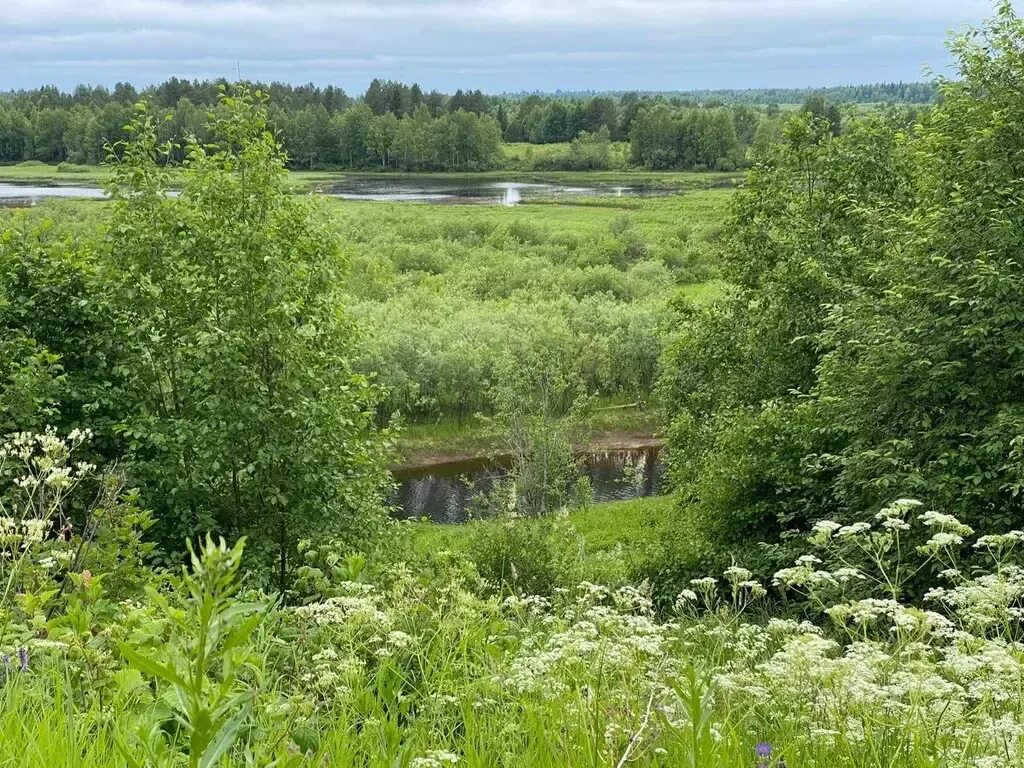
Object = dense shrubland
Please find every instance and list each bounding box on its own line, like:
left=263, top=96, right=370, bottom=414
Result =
left=340, top=192, right=725, bottom=422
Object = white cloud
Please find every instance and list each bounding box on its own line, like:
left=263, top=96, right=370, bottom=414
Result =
left=0, top=0, right=994, bottom=91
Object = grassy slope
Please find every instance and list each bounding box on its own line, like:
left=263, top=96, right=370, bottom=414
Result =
left=400, top=495, right=670, bottom=564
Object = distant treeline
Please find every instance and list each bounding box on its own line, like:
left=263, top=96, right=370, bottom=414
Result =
left=501, top=81, right=938, bottom=106
left=0, top=78, right=929, bottom=172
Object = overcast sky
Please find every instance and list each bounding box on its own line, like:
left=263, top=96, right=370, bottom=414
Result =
left=1, top=0, right=996, bottom=94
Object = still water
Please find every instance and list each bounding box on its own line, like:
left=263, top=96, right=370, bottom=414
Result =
left=392, top=447, right=665, bottom=523
left=0, top=182, right=107, bottom=206
left=329, top=179, right=648, bottom=205
left=0, top=178, right=665, bottom=207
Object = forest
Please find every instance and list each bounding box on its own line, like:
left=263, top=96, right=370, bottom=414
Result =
left=0, top=77, right=919, bottom=171
left=3, top=3, right=1024, bottom=767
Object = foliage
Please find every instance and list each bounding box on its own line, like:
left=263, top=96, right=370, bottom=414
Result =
left=489, top=340, right=593, bottom=517
left=629, top=104, right=746, bottom=171
left=0, top=429, right=154, bottom=644
left=343, top=191, right=727, bottom=424
left=117, top=536, right=273, bottom=768
left=655, top=110, right=913, bottom=581
left=1, top=75, right=933, bottom=173
left=467, top=514, right=585, bottom=596
left=6, top=475, right=1024, bottom=766
left=103, top=89, right=392, bottom=589
left=655, top=3, right=1024, bottom=603
left=0, top=215, right=125, bottom=443
left=1, top=91, right=393, bottom=589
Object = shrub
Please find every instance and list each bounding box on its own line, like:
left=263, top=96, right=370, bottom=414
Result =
left=467, top=514, right=582, bottom=596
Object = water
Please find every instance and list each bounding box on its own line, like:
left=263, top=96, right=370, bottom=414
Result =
left=328, top=178, right=662, bottom=205
left=0, top=178, right=665, bottom=208
left=392, top=446, right=665, bottom=523
left=0, top=182, right=106, bottom=206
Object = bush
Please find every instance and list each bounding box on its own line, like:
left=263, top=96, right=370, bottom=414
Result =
left=467, top=514, right=583, bottom=596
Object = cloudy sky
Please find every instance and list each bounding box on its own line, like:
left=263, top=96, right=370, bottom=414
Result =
left=1, top=0, right=995, bottom=93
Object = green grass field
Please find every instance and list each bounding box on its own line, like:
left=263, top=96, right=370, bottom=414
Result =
left=398, top=494, right=669, bottom=563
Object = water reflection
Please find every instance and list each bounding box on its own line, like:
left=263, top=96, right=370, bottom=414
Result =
left=391, top=447, right=665, bottom=523
left=0, top=183, right=107, bottom=206
left=0, top=178, right=662, bottom=208
left=330, top=178, right=650, bottom=205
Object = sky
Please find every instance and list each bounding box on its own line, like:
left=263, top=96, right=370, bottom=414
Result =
left=0, top=0, right=996, bottom=94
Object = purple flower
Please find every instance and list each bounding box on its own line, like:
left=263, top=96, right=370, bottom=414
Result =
left=17, top=646, right=28, bottom=673
left=755, top=742, right=773, bottom=764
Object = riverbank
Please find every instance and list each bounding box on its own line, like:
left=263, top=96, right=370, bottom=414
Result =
left=394, top=403, right=663, bottom=470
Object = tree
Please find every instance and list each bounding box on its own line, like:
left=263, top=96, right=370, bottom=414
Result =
left=580, top=96, right=617, bottom=135
left=339, top=102, right=373, bottom=166
left=655, top=2, right=1024, bottom=593
left=363, top=78, right=388, bottom=115
left=106, top=89, right=391, bottom=589
left=0, top=107, right=31, bottom=161
left=491, top=341, right=591, bottom=517
left=629, top=104, right=676, bottom=168
left=802, top=93, right=843, bottom=135
left=811, top=1, right=1024, bottom=531
left=366, top=112, right=398, bottom=167
left=656, top=112, right=915, bottom=582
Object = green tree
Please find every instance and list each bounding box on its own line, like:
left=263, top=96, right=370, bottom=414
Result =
left=339, top=102, right=373, bottom=166
left=366, top=112, right=398, bottom=167
left=655, top=2, right=1024, bottom=595
left=811, top=1, right=1024, bottom=531
left=107, top=89, right=391, bottom=589
left=655, top=112, right=915, bottom=583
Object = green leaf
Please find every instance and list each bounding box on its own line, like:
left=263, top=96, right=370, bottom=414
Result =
left=198, top=700, right=252, bottom=768
left=118, top=642, right=188, bottom=688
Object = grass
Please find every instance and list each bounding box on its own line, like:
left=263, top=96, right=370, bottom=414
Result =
left=395, top=399, right=662, bottom=466
left=678, top=279, right=731, bottom=303
left=395, top=415, right=502, bottom=464
left=400, top=495, right=668, bottom=555
left=9, top=494, right=1023, bottom=767
left=0, top=161, right=111, bottom=184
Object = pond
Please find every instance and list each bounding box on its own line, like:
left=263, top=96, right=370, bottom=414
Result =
left=327, top=178, right=667, bottom=205
left=391, top=446, right=665, bottom=523
left=0, top=177, right=675, bottom=207
left=0, top=182, right=107, bottom=206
